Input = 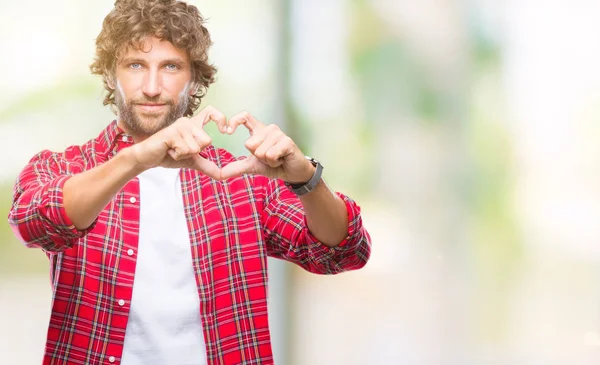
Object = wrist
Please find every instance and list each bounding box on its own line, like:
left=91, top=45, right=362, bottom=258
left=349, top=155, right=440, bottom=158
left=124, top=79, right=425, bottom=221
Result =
left=119, top=146, right=148, bottom=176
left=284, top=156, right=323, bottom=196
left=287, top=158, right=316, bottom=185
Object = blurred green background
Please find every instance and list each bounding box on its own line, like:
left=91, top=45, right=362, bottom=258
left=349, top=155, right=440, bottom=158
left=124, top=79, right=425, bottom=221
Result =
left=2, top=0, right=600, bottom=364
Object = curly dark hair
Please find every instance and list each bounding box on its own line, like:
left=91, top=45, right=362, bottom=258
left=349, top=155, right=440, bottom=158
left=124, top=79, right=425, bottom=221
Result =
left=90, top=0, right=217, bottom=116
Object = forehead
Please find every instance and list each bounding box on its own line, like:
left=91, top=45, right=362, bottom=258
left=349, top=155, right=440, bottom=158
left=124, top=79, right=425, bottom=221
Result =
left=118, top=36, right=190, bottom=63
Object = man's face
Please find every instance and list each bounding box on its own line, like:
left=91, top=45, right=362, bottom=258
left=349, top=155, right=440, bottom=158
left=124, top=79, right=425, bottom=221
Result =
left=113, top=36, right=193, bottom=137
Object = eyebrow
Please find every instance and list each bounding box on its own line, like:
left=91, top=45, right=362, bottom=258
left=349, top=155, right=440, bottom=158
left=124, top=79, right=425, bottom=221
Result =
left=119, top=57, right=188, bottom=66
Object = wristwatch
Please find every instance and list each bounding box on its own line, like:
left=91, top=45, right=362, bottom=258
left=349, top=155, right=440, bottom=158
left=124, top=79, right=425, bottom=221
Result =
left=284, top=156, right=324, bottom=196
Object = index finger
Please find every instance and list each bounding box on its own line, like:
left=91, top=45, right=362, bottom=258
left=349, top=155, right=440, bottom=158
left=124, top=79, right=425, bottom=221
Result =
left=226, top=111, right=264, bottom=135
left=191, top=105, right=228, bottom=133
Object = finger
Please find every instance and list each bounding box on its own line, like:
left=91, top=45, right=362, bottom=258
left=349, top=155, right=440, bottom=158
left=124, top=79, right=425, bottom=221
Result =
left=219, top=159, right=254, bottom=180
left=191, top=105, right=228, bottom=133
left=190, top=154, right=224, bottom=180
left=168, top=144, right=190, bottom=160
left=182, top=131, right=201, bottom=155
left=164, top=129, right=190, bottom=160
left=263, top=139, right=292, bottom=168
left=175, top=124, right=203, bottom=155
left=244, top=130, right=269, bottom=155
left=167, top=149, right=180, bottom=160
left=253, top=128, right=283, bottom=162
left=226, top=111, right=265, bottom=135
left=190, top=125, right=212, bottom=149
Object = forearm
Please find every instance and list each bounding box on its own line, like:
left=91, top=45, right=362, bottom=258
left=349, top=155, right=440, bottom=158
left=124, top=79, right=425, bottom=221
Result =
left=64, top=148, right=143, bottom=230
left=299, top=179, right=348, bottom=247
left=262, top=176, right=370, bottom=273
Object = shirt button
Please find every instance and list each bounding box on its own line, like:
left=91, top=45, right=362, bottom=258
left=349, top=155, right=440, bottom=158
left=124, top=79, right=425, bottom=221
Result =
left=118, top=299, right=125, bottom=306
left=121, top=135, right=128, bottom=142
left=109, top=356, right=116, bottom=363
left=129, top=197, right=137, bottom=204
left=127, top=249, right=134, bottom=256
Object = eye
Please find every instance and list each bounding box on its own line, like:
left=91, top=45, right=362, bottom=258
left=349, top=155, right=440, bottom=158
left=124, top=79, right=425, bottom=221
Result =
left=164, top=64, right=180, bottom=71
left=129, top=63, right=142, bottom=69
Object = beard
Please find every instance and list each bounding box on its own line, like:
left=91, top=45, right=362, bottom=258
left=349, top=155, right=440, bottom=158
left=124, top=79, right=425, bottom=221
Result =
left=115, top=82, right=190, bottom=137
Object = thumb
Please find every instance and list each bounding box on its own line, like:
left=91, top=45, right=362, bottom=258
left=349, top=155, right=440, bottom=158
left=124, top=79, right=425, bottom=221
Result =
left=190, top=155, right=223, bottom=180
left=219, top=159, right=253, bottom=180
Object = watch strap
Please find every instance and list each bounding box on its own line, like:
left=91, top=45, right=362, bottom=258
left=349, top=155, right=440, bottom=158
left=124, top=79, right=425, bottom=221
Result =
left=284, top=157, right=323, bottom=196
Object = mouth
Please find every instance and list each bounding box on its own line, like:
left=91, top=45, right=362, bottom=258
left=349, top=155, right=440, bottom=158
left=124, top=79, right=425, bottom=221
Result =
left=135, top=103, right=167, bottom=113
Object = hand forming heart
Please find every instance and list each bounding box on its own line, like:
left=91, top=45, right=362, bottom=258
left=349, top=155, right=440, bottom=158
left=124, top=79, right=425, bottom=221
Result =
left=130, top=105, right=315, bottom=184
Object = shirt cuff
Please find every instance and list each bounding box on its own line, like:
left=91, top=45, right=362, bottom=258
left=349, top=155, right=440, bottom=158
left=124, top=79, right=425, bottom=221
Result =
left=303, top=192, right=362, bottom=257
left=39, top=175, right=97, bottom=242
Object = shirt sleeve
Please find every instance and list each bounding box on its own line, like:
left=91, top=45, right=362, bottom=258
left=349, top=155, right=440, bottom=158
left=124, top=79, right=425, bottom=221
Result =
left=260, top=177, right=371, bottom=275
left=8, top=150, right=96, bottom=253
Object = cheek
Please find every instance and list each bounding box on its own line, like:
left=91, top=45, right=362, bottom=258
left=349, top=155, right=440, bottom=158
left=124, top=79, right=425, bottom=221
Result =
left=116, top=82, right=137, bottom=101
left=168, top=80, right=192, bottom=102
left=115, top=71, right=143, bottom=91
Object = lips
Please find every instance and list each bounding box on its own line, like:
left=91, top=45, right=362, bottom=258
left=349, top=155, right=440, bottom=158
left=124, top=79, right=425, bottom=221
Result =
left=135, top=104, right=167, bottom=113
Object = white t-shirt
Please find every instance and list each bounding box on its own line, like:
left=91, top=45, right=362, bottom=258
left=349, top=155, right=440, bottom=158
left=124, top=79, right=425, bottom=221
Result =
left=121, top=167, right=207, bottom=365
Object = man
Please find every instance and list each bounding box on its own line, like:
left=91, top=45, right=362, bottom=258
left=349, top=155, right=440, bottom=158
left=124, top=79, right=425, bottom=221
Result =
left=8, top=0, right=371, bottom=364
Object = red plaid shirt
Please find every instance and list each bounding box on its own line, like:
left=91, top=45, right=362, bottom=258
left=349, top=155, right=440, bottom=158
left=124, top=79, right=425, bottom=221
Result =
left=8, top=120, right=371, bottom=365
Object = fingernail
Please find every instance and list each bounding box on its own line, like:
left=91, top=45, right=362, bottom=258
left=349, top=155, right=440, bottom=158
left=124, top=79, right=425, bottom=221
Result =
left=227, top=126, right=233, bottom=134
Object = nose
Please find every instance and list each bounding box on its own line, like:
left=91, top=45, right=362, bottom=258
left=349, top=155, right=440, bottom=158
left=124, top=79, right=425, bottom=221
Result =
left=142, top=68, right=162, bottom=98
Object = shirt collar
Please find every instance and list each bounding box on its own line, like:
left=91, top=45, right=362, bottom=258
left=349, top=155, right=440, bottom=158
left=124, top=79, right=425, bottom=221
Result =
left=95, top=120, right=134, bottom=163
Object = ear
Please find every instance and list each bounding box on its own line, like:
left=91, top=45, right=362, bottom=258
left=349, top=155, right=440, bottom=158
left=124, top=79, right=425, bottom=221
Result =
left=106, top=75, right=116, bottom=90
left=189, top=83, right=199, bottom=95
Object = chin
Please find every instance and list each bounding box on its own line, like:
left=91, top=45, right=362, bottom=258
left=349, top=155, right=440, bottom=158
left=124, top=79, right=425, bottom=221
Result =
left=132, top=117, right=167, bottom=135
